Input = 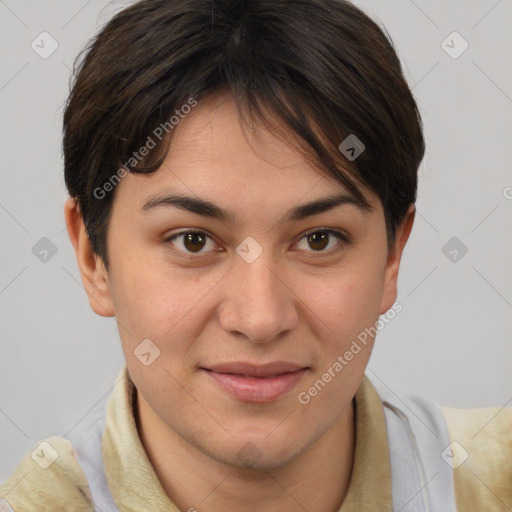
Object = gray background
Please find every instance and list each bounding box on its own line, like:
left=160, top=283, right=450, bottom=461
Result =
left=1, top=0, right=511, bottom=481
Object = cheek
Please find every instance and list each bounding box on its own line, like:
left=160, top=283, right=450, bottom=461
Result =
left=108, top=250, right=221, bottom=349
left=294, top=265, right=385, bottom=417
left=294, top=261, right=385, bottom=346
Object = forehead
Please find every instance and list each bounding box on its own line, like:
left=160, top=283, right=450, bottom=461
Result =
left=113, top=91, right=379, bottom=217
left=163, top=91, right=326, bottom=185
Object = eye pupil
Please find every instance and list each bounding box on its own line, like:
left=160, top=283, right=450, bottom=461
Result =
left=184, top=232, right=206, bottom=252
left=308, top=231, right=329, bottom=251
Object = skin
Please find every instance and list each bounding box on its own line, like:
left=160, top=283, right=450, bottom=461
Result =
left=65, top=90, right=415, bottom=512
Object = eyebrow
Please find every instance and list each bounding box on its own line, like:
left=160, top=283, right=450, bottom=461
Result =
left=141, top=191, right=372, bottom=224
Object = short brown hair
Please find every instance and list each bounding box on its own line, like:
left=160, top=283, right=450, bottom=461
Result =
left=63, top=0, right=425, bottom=270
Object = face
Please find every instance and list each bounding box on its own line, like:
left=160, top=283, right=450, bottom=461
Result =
left=74, top=90, right=410, bottom=471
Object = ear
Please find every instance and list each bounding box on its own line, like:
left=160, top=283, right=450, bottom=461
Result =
left=379, top=204, right=415, bottom=315
left=64, top=197, right=115, bottom=317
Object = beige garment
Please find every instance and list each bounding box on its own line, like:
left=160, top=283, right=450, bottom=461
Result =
left=442, top=405, right=512, bottom=511
left=0, top=364, right=510, bottom=511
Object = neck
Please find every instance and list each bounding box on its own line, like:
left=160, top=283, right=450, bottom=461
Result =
left=135, top=392, right=356, bottom=512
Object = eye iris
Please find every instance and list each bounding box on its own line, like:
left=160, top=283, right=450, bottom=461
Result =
left=308, top=231, right=329, bottom=251
left=184, top=232, right=206, bottom=252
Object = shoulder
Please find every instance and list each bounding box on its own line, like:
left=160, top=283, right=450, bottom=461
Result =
left=441, top=404, right=512, bottom=512
left=0, top=435, right=94, bottom=512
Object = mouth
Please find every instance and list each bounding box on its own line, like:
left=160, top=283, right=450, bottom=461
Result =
left=200, top=362, right=309, bottom=403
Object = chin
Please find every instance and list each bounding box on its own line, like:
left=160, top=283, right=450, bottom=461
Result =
left=207, top=433, right=307, bottom=473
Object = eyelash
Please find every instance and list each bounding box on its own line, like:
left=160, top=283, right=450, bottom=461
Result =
left=163, top=228, right=350, bottom=260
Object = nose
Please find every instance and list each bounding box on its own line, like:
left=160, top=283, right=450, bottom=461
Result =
left=218, top=249, right=298, bottom=344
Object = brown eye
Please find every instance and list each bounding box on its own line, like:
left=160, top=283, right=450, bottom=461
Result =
left=183, top=232, right=207, bottom=252
left=295, top=229, right=348, bottom=255
left=165, top=230, right=217, bottom=256
left=307, top=231, right=330, bottom=251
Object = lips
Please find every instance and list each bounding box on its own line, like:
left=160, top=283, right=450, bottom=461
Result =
left=201, top=362, right=308, bottom=402
left=205, top=362, right=307, bottom=377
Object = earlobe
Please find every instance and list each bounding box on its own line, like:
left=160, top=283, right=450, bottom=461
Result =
left=378, top=204, right=416, bottom=315
left=64, top=197, right=115, bottom=317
